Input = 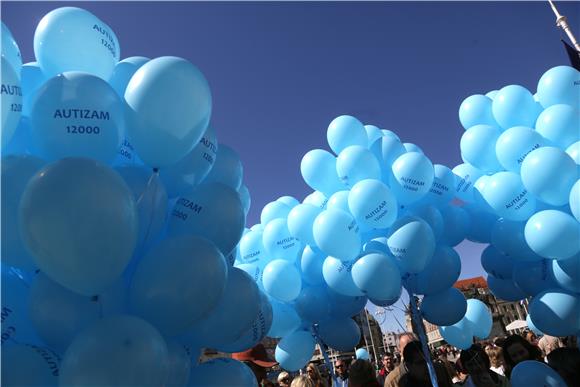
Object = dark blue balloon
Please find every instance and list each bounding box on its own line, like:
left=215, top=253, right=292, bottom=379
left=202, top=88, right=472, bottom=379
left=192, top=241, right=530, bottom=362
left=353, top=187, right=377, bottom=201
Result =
left=487, top=275, right=526, bottom=302
left=512, top=260, right=559, bottom=297
left=327, top=289, right=368, bottom=318
left=421, top=287, right=467, bottom=326
left=317, top=318, right=361, bottom=351
left=481, top=245, right=515, bottom=280
left=294, top=285, right=332, bottom=324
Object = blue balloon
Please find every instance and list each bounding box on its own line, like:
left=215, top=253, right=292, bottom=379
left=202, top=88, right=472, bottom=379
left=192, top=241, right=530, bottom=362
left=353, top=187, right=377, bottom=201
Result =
left=327, top=190, right=350, bottom=213
left=1, top=22, right=22, bottom=76
left=327, top=289, right=368, bottom=318
left=168, top=182, right=245, bottom=256
left=495, top=126, right=549, bottom=173
left=521, top=147, right=577, bottom=206
left=406, top=245, right=461, bottom=295
left=300, top=149, right=344, bottom=196
left=239, top=229, right=268, bottom=268
left=313, top=209, right=361, bottom=261
left=129, top=235, right=227, bottom=335
left=460, top=124, right=502, bottom=172
left=21, top=62, right=46, bottom=117
left=318, top=318, right=361, bottom=352
left=481, top=245, right=515, bottom=280
left=19, top=158, right=138, bottom=295
left=512, top=259, right=558, bottom=297
left=482, top=172, right=536, bottom=221
left=387, top=217, right=435, bottom=274
left=300, top=246, right=326, bottom=286
left=452, top=163, right=484, bottom=203
left=536, top=104, right=579, bottom=149
left=370, top=135, right=406, bottom=184
left=403, top=143, right=423, bottom=154
left=336, top=145, right=381, bottom=188
left=277, top=195, right=300, bottom=208
left=511, top=360, right=568, bottom=387
left=439, top=318, right=474, bottom=350
left=552, top=253, right=580, bottom=293
left=294, top=285, right=332, bottom=323
left=160, top=125, right=218, bottom=198
left=236, top=262, right=264, bottom=291
left=30, top=72, right=124, bottom=163
left=422, top=164, right=456, bottom=206
left=567, top=142, right=580, bottom=165
left=421, top=287, right=467, bottom=326
left=203, top=144, right=243, bottom=191
left=409, top=205, right=444, bottom=241
left=492, top=85, right=539, bottom=129
left=381, top=129, right=401, bottom=141
left=327, top=115, right=367, bottom=155
left=1, top=344, right=60, bottom=386
left=34, top=7, right=119, bottom=79
left=268, top=298, right=301, bottom=339
left=440, top=205, right=470, bottom=247
left=351, top=253, right=401, bottom=300
left=355, top=348, right=370, bottom=360
left=365, top=124, right=383, bottom=146
left=263, top=259, right=302, bottom=302
left=303, top=190, right=329, bottom=209
left=362, top=237, right=390, bottom=255
left=163, top=340, right=191, bottom=387
left=109, top=56, right=150, bottom=97
left=113, top=138, right=144, bottom=167
left=486, top=90, right=498, bottom=99
left=239, top=184, right=251, bottom=216
left=525, top=210, right=580, bottom=260
left=288, top=204, right=322, bottom=247
left=465, top=207, right=498, bottom=244
left=261, top=201, right=291, bottom=224
left=275, top=330, right=316, bottom=372
left=491, top=218, right=543, bottom=261
left=526, top=314, right=543, bottom=336
left=125, top=56, right=211, bottom=167
left=188, top=358, right=258, bottom=387
left=1, top=57, right=22, bottom=150
left=390, top=152, right=434, bottom=205
left=263, top=218, right=302, bottom=262
left=323, top=257, right=364, bottom=297
left=529, top=290, right=580, bottom=336
left=348, top=179, right=398, bottom=229
left=60, top=315, right=169, bottom=386
left=487, top=275, right=526, bottom=302
left=458, top=94, right=497, bottom=129
left=536, top=65, right=580, bottom=108
left=464, top=299, right=492, bottom=339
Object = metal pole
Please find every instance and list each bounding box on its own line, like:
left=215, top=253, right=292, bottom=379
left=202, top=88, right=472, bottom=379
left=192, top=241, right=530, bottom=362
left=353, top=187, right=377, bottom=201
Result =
left=549, top=0, right=580, bottom=51
left=365, top=309, right=379, bottom=363
left=408, top=292, right=439, bottom=387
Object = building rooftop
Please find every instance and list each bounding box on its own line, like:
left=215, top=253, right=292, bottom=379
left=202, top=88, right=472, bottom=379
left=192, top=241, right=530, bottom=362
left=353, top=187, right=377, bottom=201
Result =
left=453, top=276, right=488, bottom=291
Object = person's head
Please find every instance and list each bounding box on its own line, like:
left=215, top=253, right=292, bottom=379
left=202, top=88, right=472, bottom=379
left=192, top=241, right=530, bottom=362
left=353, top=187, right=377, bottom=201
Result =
left=403, top=341, right=429, bottom=382
left=454, top=358, right=468, bottom=382
left=334, top=359, right=347, bottom=377
left=306, top=362, right=322, bottom=381
left=291, top=375, right=315, bottom=387
left=232, top=344, right=278, bottom=384
left=460, top=345, right=491, bottom=375
left=484, top=345, right=504, bottom=369
left=278, top=371, right=292, bottom=387
left=398, top=332, right=419, bottom=359
left=501, top=334, right=542, bottom=371
left=547, top=347, right=580, bottom=387
left=525, top=330, right=537, bottom=344
left=348, top=359, right=377, bottom=387
left=382, top=352, right=395, bottom=371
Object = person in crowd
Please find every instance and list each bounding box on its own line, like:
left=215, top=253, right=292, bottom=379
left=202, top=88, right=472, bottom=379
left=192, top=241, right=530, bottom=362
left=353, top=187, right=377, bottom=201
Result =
left=451, top=359, right=469, bottom=385
left=333, top=359, right=349, bottom=387
left=484, top=345, right=506, bottom=376
left=278, top=371, right=293, bottom=387
left=307, top=362, right=328, bottom=387
left=524, top=330, right=538, bottom=346
left=376, top=353, right=395, bottom=386
left=546, top=347, right=580, bottom=387
left=383, top=332, right=418, bottom=386
left=436, top=349, right=456, bottom=382
left=232, top=344, right=278, bottom=386
left=460, top=344, right=510, bottom=387
left=501, top=334, right=542, bottom=378
left=349, top=359, right=381, bottom=387
left=538, top=334, right=564, bottom=357
left=292, top=375, right=316, bottom=387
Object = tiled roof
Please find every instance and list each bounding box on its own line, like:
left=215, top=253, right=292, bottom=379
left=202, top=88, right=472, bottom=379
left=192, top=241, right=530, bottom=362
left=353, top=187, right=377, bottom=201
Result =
left=453, top=276, right=488, bottom=290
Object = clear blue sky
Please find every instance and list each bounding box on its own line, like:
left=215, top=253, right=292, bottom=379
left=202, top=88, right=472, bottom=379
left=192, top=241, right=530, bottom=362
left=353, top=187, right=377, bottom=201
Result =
left=3, top=1, right=579, bottom=333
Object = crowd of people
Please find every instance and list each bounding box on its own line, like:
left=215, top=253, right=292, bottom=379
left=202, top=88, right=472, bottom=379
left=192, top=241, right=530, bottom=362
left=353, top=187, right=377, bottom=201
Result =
left=234, top=330, right=580, bottom=387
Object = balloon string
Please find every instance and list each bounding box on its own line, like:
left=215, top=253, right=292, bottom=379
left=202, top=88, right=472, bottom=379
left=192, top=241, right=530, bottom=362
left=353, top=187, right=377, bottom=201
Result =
left=311, top=325, right=338, bottom=386
left=408, top=290, right=439, bottom=387
left=137, top=169, right=160, bottom=249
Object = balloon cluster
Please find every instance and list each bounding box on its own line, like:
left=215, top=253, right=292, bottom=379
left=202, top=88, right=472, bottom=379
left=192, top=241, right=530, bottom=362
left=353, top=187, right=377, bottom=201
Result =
left=2, top=7, right=258, bottom=386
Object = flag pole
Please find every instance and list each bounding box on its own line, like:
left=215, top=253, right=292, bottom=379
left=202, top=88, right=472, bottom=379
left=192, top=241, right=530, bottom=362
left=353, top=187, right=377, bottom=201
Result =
left=548, top=0, right=580, bottom=51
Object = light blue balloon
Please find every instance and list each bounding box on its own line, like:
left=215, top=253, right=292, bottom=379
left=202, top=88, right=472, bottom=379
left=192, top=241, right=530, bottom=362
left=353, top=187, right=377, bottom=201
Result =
left=482, top=172, right=536, bottom=221
left=164, top=340, right=191, bottom=387
left=390, top=152, right=434, bottom=205
left=536, top=104, right=579, bottom=149
left=318, top=318, right=360, bottom=352
left=1, top=57, right=22, bottom=150
left=406, top=245, right=461, bottom=295
left=486, top=90, right=499, bottom=100
left=21, top=62, right=46, bottom=117
left=323, top=257, right=364, bottom=297
left=387, top=217, right=435, bottom=274
left=452, top=163, right=484, bottom=203
left=327, top=290, right=368, bottom=318
left=1, top=22, right=22, bottom=76
left=422, top=164, right=455, bottom=206
left=300, top=245, right=326, bottom=286
left=235, top=262, right=264, bottom=291
left=336, top=145, right=381, bottom=188
left=421, top=287, right=467, bottom=326
left=536, top=65, right=580, bottom=108
left=512, top=259, right=558, bottom=297
left=3, top=116, right=34, bottom=156
left=300, top=149, right=343, bottom=196
left=29, top=273, right=125, bottom=354
left=460, top=124, right=502, bottom=172
left=275, top=330, right=316, bottom=372
left=160, top=125, right=217, bottom=198
left=511, top=360, right=567, bottom=387
left=364, top=124, right=383, bottom=146
left=168, top=182, right=245, bottom=255
left=440, top=205, right=470, bottom=247
left=113, top=138, right=144, bottom=167
left=348, top=179, right=398, bottom=229
left=268, top=298, right=301, bottom=338
left=327, top=190, right=350, bottom=213
left=303, top=190, right=329, bottom=209
left=294, top=285, right=332, bottom=323
left=277, top=195, right=299, bottom=208
left=471, top=175, right=495, bottom=213
left=439, top=318, right=474, bottom=350
left=362, top=237, right=389, bottom=255
left=409, top=205, right=444, bottom=241
left=487, top=275, right=526, bottom=302
left=288, top=204, right=322, bottom=246
left=34, top=7, right=119, bottom=80
left=481, top=245, right=515, bottom=279
left=261, top=200, right=291, bottom=224
left=108, top=56, right=150, bottom=97
left=526, top=314, right=543, bottom=336
left=188, top=358, right=258, bottom=387
left=129, top=235, right=227, bottom=335
left=465, top=207, right=498, bottom=244
left=327, top=115, right=368, bottom=155
left=566, top=141, right=580, bottom=165
left=381, top=129, right=401, bottom=141
left=19, top=158, right=138, bottom=296
left=239, top=184, right=251, bottom=216
left=495, top=126, right=548, bottom=173
left=529, top=290, right=580, bottom=336
left=180, top=268, right=259, bottom=349
left=239, top=229, right=267, bottom=267
left=458, top=94, right=497, bottom=129
left=355, top=348, right=370, bottom=360
left=125, top=56, right=211, bottom=167
left=263, top=218, right=302, bottom=262
left=203, top=144, right=243, bottom=191
left=370, top=135, right=406, bottom=184
left=60, top=315, right=169, bottom=387
left=313, top=209, right=361, bottom=261
left=403, top=143, right=423, bottom=154
left=492, top=84, right=539, bottom=129
left=525, top=210, right=580, bottom=259
left=1, top=155, right=45, bottom=271
left=521, top=146, right=577, bottom=206
left=351, top=253, right=401, bottom=300
left=1, top=344, right=60, bottom=387
left=464, top=299, right=492, bottom=339
left=552, top=253, right=580, bottom=293
left=263, top=259, right=302, bottom=302
left=30, top=72, right=124, bottom=163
